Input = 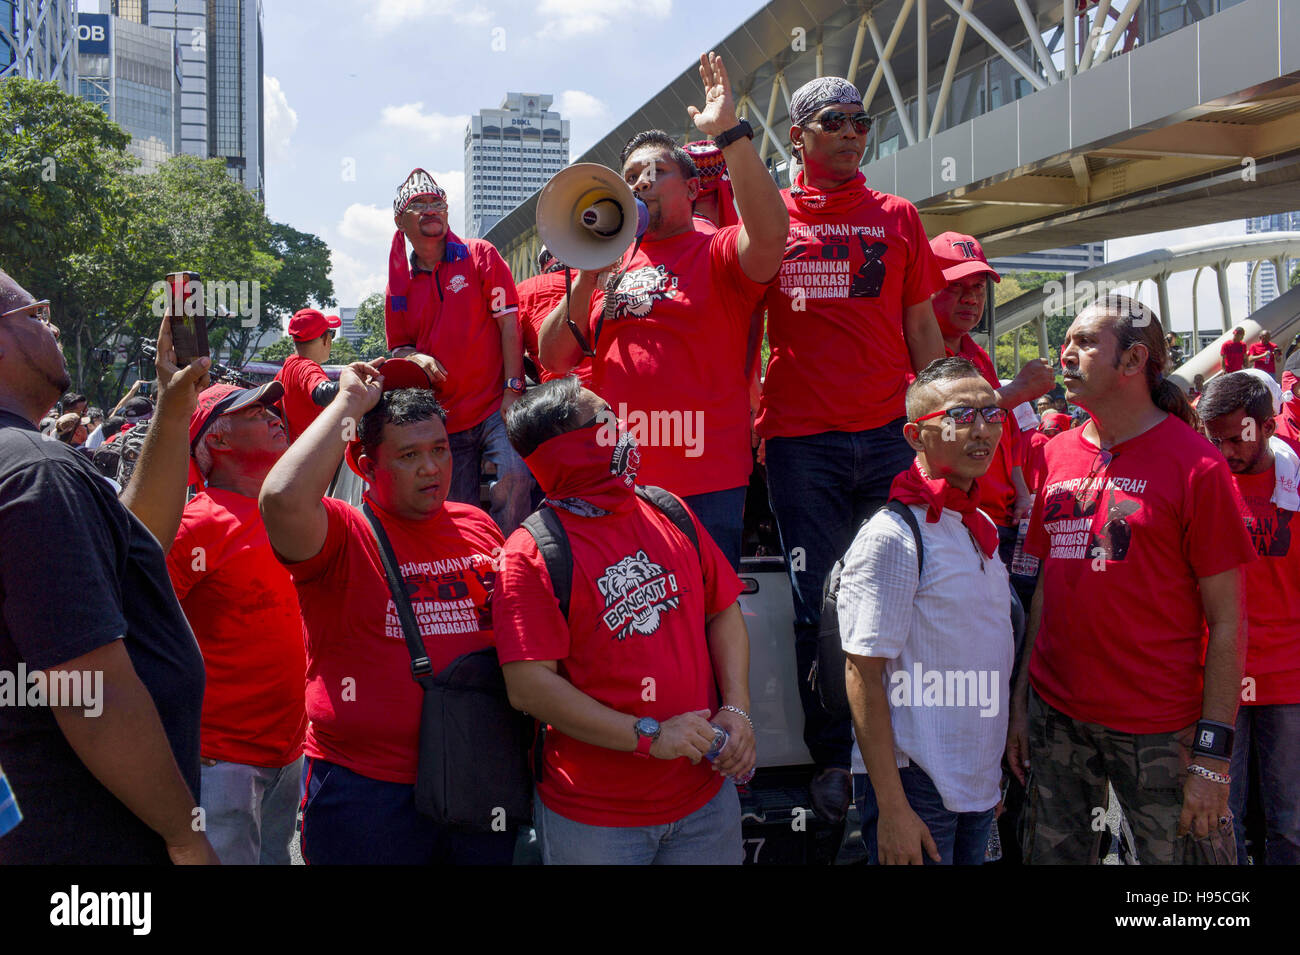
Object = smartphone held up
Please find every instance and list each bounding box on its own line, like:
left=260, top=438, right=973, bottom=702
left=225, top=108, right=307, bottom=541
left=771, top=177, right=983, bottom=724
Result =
left=165, top=271, right=210, bottom=369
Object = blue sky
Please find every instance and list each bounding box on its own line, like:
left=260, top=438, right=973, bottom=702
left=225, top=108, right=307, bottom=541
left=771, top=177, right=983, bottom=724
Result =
left=260, top=0, right=765, bottom=309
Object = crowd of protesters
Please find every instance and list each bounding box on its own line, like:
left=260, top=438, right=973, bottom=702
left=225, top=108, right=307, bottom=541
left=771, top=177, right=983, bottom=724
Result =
left=2, top=54, right=1298, bottom=867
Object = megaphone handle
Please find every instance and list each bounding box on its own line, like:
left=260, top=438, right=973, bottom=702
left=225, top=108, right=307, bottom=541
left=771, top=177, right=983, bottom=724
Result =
left=563, top=268, right=596, bottom=358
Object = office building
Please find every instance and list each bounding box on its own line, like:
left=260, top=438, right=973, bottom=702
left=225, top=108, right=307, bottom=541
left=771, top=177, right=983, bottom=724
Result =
left=1245, top=211, right=1300, bottom=313
left=1, top=0, right=77, bottom=92
left=465, top=92, right=568, bottom=238
left=990, top=243, right=1106, bottom=276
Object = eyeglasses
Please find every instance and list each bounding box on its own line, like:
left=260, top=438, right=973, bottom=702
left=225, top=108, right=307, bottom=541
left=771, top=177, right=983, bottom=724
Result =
left=914, top=405, right=1008, bottom=426
left=406, top=200, right=447, bottom=214
left=1, top=300, right=52, bottom=325
left=805, top=110, right=873, bottom=135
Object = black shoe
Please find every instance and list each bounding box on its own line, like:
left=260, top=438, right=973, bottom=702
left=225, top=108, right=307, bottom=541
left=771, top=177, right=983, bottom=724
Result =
left=809, top=767, right=852, bottom=824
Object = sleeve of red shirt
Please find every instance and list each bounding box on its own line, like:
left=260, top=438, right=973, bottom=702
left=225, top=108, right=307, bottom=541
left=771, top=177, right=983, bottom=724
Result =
left=710, top=225, right=773, bottom=302
left=1024, top=484, right=1050, bottom=559
left=1182, top=457, right=1257, bottom=578
left=297, top=358, right=329, bottom=393
left=385, top=290, right=416, bottom=351
left=677, top=492, right=745, bottom=613
left=274, top=496, right=350, bottom=583
left=901, top=202, right=947, bottom=308
left=478, top=244, right=519, bottom=318
left=492, top=532, right=571, bottom=665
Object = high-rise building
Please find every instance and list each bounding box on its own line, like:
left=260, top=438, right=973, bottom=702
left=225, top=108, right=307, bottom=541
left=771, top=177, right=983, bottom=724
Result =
left=103, top=0, right=263, bottom=199
left=337, top=306, right=360, bottom=344
left=465, top=93, right=568, bottom=238
left=76, top=12, right=183, bottom=173
left=990, top=243, right=1106, bottom=276
left=1, top=0, right=77, bottom=92
left=1245, top=212, right=1300, bottom=313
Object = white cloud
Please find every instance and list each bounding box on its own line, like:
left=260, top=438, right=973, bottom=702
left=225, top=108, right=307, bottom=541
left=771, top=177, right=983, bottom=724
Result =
left=330, top=249, right=388, bottom=310
left=538, top=0, right=671, bottom=39
left=263, top=76, right=298, bottom=164
left=379, top=102, right=469, bottom=145
left=338, top=203, right=396, bottom=246
left=371, top=0, right=492, bottom=31
left=557, top=89, right=609, bottom=120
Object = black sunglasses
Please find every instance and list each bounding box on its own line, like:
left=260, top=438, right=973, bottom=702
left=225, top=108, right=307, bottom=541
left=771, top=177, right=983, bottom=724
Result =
left=805, top=110, right=872, bottom=135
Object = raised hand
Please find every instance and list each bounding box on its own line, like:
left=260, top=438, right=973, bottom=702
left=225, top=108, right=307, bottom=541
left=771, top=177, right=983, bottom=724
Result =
left=686, top=51, right=739, bottom=138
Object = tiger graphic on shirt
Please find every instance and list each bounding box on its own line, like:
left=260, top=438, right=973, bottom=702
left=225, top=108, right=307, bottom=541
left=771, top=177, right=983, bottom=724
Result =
left=596, top=550, right=682, bottom=639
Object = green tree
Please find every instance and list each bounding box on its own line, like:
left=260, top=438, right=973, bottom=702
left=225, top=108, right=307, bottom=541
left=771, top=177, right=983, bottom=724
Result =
left=257, top=334, right=359, bottom=365
left=244, top=221, right=336, bottom=367
left=992, top=270, right=1067, bottom=380
left=354, top=292, right=388, bottom=359
left=255, top=336, right=295, bottom=362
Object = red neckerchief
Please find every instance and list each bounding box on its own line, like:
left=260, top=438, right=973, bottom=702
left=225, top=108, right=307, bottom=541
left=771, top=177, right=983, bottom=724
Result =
left=523, top=425, right=638, bottom=516
left=889, top=458, right=999, bottom=559
left=788, top=170, right=871, bottom=218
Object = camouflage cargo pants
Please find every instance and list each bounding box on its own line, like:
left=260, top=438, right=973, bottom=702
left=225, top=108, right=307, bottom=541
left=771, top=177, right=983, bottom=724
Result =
left=1022, top=691, right=1236, bottom=865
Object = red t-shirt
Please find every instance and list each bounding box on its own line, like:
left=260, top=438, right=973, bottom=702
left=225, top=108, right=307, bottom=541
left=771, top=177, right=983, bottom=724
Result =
left=1247, top=341, right=1279, bottom=375
left=1231, top=459, right=1300, bottom=705
left=587, top=224, right=769, bottom=496
left=952, top=335, right=1022, bottom=526
left=167, top=488, right=306, bottom=767
left=1220, top=340, right=1247, bottom=372
left=1025, top=415, right=1256, bottom=733
left=492, top=496, right=743, bottom=827
left=274, top=354, right=330, bottom=442
left=278, top=497, right=504, bottom=784
left=384, top=239, right=519, bottom=434
left=516, top=271, right=593, bottom=386
left=757, top=188, right=946, bottom=438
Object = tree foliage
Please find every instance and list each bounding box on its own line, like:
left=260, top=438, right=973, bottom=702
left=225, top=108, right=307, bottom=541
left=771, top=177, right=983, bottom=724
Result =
left=353, top=292, right=388, bottom=360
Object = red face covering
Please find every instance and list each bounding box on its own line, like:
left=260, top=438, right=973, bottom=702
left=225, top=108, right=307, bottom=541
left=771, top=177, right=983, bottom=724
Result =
left=789, top=170, right=870, bottom=218
left=889, top=458, right=999, bottom=559
left=523, top=424, right=640, bottom=517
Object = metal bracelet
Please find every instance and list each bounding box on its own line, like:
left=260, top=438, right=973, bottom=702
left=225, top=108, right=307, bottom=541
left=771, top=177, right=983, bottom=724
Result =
left=1186, top=763, right=1230, bottom=785
left=720, top=705, right=753, bottom=731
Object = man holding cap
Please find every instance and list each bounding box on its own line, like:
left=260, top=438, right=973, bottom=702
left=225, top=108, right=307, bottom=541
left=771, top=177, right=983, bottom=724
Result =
left=165, top=380, right=306, bottom=864
left=274, top=308, right=342, bottom=443
left=385, top=168, right=532, bottom=536
left=758, top=75, right=947, bottom=821
left=259, top=358, right=513, bottom=864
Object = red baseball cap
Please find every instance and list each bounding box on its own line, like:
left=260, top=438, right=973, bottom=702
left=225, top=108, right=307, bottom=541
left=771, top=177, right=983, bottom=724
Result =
left=343, top=358, right=437, bottom=479
left=188, top=381, right=285, bottom=485
left=288, top=308, right=342, bottom=342
left=930, top=232, right=1000, bottom=284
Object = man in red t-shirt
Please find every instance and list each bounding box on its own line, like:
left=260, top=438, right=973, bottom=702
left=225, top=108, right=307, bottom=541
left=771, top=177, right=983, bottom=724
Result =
left=493, top=377, right=754, bottom=864
left=168, top=380, right=305, bottom=864
left=746, top=76, right=948, bottom=819
left=259, top=362, right=512, bottom=865
left=1246, top=329, right=1280, bottom=379
left=928, top=232, right=1054, bottom=606
left=273, top=308, right=341, bottom=442
left=1007, top=296, right=1255, bottom=865
left=538, top=53, right=788, bottom=572
left=1199, top=371, right=1300, bottom=864
left=1220, top=326, right=1248, bottom=373
left=516, top=247, right=592, bottom=386
left=384, top=168, right=532, bottom=535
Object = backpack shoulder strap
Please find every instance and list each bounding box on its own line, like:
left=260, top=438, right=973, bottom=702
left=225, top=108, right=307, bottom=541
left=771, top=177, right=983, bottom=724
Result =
left=522, top=506, right=575, bottom=620
left=882, top=498, right=924, bottom=576
left=636, top=485, right=700, bottom=558
left=361, top=501, right=434, bottom=686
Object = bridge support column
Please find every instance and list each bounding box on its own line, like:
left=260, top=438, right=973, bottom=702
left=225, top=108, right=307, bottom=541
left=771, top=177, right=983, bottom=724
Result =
left=1191, top=266, right=1204, bottom=348
left=1037, top=313, right=1049, bottom=362
left=1216, top=263, right=1232, bottom=331
left=1155, top=273, right=1170, bottom=328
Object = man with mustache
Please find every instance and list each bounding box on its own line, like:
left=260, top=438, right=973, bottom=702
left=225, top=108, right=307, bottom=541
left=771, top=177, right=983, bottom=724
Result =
left=1007, top=296, right=1255, bottom=864
left=840, top=357, right=1012, bottom=864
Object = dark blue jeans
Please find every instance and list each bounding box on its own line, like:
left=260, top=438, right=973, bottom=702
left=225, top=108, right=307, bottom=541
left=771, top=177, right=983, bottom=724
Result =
left=764, top=422, right=915, bottom=768
left=299, top=757, right=516, bottom=865
left=683, top=486, right=747, bottom=572
left=854, top=767, right=995, bottom=865
left=446, top=410, right=534, bottom=537
left=1230, top=703, right=1300, bottom=865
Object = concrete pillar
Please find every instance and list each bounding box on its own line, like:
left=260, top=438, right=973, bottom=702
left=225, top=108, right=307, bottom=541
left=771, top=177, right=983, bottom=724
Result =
left=1155, top=273, right=1170, bottom=328
left=1036, top=312, right=1049, bottom=361
left=1013, top=327, right=1021, bottom=372
left=1216, top=263, right=1232, bottom=331
left=1191, top=266, right=1204, bottom=348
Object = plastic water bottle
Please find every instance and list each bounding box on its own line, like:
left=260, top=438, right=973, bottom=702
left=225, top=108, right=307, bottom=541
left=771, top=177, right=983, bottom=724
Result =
left=1010, top=516, right=1039, bottom=577
left=706, top=724, right=755, bottom=785
left=0, top=763, right=21, bottom=838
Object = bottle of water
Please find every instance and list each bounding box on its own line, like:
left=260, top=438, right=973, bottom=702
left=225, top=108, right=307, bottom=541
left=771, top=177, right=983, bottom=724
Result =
left=0, top=763, right=21, bottom=838
left=1010, top=512, right=1039, bottom=577
left=984, top=817, right=1003, bottom=863
left=705, top=724, right=755, bottom=785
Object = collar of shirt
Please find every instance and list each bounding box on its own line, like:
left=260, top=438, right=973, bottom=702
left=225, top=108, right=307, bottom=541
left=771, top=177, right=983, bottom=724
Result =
left=409, top=236, right=470, bottom=275
left=0, top=408, right=37, bottom=432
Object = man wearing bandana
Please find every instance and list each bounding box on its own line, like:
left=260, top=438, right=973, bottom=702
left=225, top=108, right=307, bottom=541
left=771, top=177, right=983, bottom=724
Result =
left=538, top=52, right=789, bottom=570
left=759, top=76, right=948, bottom=821
left=384, top=168, right=532, bottom=536
left=493, top=377, right=755, bottom=864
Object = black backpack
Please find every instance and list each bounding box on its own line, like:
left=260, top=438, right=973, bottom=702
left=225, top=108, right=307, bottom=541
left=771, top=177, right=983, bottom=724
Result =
left=814, top=500, right=1025, bottom=721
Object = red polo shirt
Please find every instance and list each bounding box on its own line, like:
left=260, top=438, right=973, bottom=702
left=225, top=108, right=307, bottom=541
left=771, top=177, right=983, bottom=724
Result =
left=274, top=355, right=330, bottom=442
left=517, top=271, right=593, bottom=386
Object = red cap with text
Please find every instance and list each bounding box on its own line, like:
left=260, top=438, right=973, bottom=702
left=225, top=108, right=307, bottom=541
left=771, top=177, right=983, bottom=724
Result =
left=930, top=232, right=1001, bottom=284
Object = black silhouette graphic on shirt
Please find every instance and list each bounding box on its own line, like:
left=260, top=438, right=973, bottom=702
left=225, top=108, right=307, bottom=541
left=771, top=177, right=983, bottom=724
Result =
left=1270, top=510, right=1293, bottom=557
left=849, top=237, right=888, bottom=298
left=1089, top=491, right=1140, bottom=562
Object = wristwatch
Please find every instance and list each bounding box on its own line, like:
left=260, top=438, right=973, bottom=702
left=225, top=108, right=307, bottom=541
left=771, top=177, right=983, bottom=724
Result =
left=504, top=377, right=526, bottom=395
left=1192, top=719, right=1234, bottom=760
left=712, top=120, right=753, bottom=150
left=633, top=716, right=661, bottom=758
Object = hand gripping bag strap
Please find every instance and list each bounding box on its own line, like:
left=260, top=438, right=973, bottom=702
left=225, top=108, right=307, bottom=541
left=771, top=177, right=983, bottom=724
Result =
left=362, top=501, right=435, bottom=688
left=815, top=499, right=923, bottom=720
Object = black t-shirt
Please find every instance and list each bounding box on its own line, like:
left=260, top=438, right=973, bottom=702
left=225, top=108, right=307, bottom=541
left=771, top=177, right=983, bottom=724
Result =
left=0, top=410, right=204, bottom=863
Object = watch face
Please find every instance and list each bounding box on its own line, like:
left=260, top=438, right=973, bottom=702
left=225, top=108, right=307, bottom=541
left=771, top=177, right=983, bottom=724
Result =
left=635, top=717, right=660, bottom=739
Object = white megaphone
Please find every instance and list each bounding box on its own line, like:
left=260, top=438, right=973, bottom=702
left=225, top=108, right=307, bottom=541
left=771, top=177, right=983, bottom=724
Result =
left=536, top=163, right=649, bottom=271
